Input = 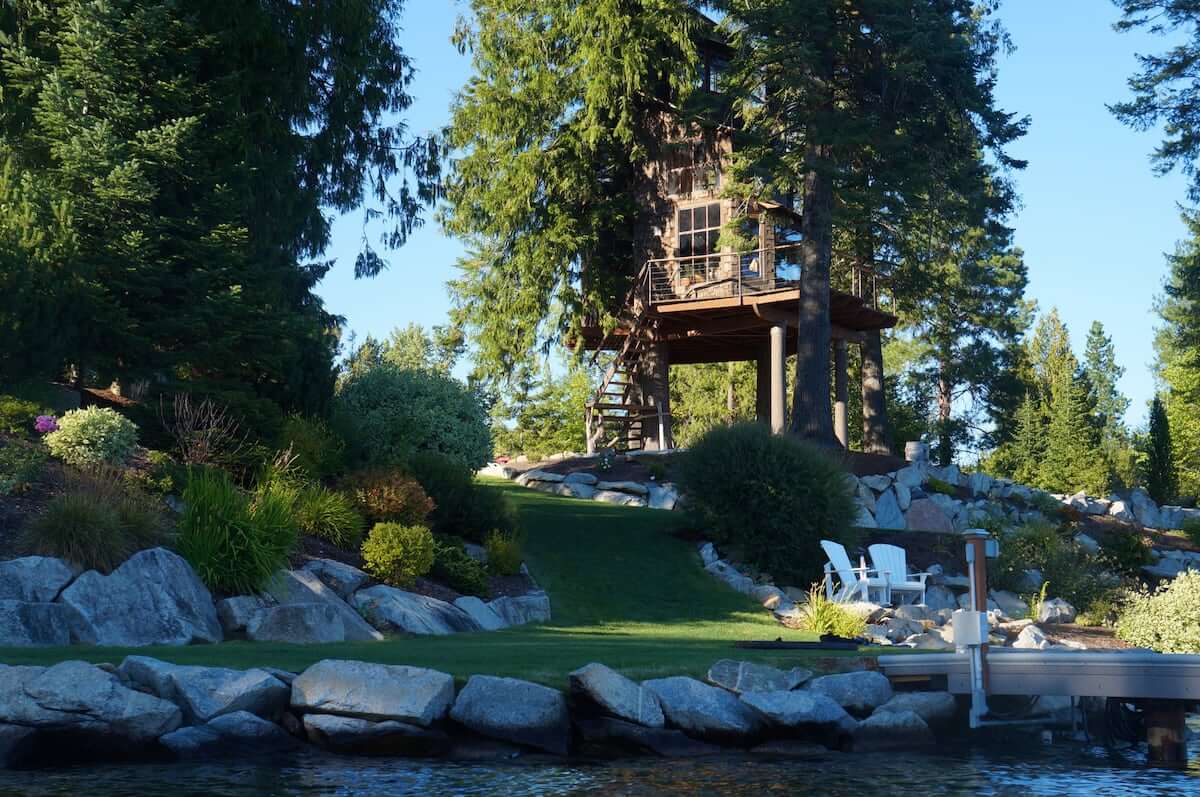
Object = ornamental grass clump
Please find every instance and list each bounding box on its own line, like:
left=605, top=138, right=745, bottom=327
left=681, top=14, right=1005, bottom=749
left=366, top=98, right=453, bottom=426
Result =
left=293, top=485, right=366, bottom=549
left=361, top=522, right=435, bottom=587
left=793, top=585, right=867, bottom=639
left=678, top=422, right=858, bottom=586
left=484, top=529, right=523, bottom=576
left=1116, top=571, right=1200, bottom=653
left=178, top=468, right=298, bottom=594
left=44, top=407, right=138, bottom=467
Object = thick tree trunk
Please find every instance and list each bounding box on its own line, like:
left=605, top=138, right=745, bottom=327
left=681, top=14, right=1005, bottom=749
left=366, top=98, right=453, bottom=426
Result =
left=861, top=330, right=891, bottom=454
left=790, top=145, right=837, bottom=445
left=637, top=342, right=672, bottom=451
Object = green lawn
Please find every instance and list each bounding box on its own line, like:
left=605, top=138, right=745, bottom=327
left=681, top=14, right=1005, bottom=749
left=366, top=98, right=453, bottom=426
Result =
left=0, top=479, right=878, bottom=687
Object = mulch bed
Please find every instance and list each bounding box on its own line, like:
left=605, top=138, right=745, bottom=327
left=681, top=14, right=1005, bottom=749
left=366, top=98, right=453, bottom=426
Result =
left=1043, top=624, right=1130, bottom=650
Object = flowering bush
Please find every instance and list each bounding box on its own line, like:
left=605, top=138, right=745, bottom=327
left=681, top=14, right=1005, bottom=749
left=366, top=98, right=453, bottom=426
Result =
left=44, top=407, right=139, bottom=467
left=34, top=415, right=58, bottom=434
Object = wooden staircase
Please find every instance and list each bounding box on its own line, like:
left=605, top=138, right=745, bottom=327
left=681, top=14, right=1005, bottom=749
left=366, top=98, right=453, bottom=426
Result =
left=586, top=309, right=658, bottom=455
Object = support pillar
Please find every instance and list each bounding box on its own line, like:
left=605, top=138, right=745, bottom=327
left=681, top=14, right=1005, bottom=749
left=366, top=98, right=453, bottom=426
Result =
left=1145, top=701, right=1189, bottom=767
left=637, top=342, right=673, bottom=451
left=770, top=323, right=786, bottom=435
left=834, top=339, right=849, bottom=449
left=861, top=329, right=891, bottom=455
left=756, top=344, right=771, bottom=425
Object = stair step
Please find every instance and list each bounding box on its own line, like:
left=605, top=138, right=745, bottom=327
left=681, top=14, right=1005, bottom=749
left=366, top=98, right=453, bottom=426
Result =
left=593, top=403, right=650, bottom=411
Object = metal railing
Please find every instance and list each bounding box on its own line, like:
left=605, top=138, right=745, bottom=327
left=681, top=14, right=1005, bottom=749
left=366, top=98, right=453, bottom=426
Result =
left=643, top=243, right=884, bottom=309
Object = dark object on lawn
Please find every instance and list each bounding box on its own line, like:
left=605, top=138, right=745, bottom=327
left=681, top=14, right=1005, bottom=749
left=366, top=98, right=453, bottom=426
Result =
left=735, top=636, right=861, bottom=651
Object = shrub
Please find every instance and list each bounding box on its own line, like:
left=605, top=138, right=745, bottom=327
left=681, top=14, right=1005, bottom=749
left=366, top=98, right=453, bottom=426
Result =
left=925, top=477, right=956, bottom=496
left=1099, top=530, right=1152, bottom=579
left=294, top=485, right=366, bottom=549
left=158, top=393, right=254, bottom=467
left=989, top=521, right=1108, bottom=610
left=484, top=529, right=523, bottom=576
left=678, top=422, right=858, bottom=586
left=44, top=407, right=138, bottom=467
left=178, top=468, right=298, bottom=594
left=343, top=469, right=435, bottom=526
left=431, top=540, right=491, bottom=597
left=1077, top=589, right=1125, bottom=628
left=1184, top=517, right=1200, bottom=548
left=0, top=395, right=51, bottom=437
left=0, top=438, right=47, bottom=496
left=334, top=366, right=492, bottom=472
left=361, top=522, right=435, bottom=587
left=408, top=453, right=519, bottom=543
left=22, top=468, right=167, bottom=571
left=123, top=449, right=185, bottom=496
left=793, top=585, right=867, bottom=639
left=278, top=414, right=346, bottom=481
left=1116, top=571, right=1200, bottom=652
left=646, top=461, right=669, bottom=482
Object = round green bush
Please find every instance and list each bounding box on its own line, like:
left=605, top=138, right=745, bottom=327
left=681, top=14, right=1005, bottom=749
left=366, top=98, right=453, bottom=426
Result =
left=678, top=422, right=858, bottom=586
left=334, top=366, right=492, bottom=472
left=278, top=414, right=346, bottom=481
left=431, top=539, right=491, bottom=597
left=408, top=453, right=519, bottom=543
left=45, top=407, right=138, bottom=467
left=361, top=522, right=435, bottom=587
left=1116, top=571, right=1200, bottom=653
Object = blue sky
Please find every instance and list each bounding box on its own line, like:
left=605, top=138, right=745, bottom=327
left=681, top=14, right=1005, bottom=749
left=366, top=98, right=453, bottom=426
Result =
left=315, top=1, right=1188, bottom=429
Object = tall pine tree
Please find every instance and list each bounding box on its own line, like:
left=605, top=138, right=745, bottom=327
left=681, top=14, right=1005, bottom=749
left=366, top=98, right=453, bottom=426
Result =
left=1155, top=213, right=1200, bottom=496
left=1145, top=393, right=1179, bottom=504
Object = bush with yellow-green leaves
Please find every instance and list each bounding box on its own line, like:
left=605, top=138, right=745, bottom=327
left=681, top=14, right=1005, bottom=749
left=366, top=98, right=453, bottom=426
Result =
left=1116, top=571, right=1200, bottom=653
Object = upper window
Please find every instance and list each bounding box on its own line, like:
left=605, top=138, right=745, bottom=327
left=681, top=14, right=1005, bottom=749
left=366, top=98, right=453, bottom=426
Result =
left=678, top=204, right=722, bottom=275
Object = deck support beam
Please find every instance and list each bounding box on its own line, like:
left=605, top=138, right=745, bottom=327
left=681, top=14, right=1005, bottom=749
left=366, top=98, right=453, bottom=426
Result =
left=756, top=343, right=771, bottom=425
left=833, top=339, right=849, bottom=449
left=1145, top=700, right=1189, bottom=767
left=770, top=322, right=786, bottom=434
left=637, top=341, right=673, bottom=451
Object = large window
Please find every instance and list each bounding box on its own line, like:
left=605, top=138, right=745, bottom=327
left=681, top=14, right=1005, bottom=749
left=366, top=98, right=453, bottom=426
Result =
left=677, top=204, right=721, bottom=281
left=774, top=221, right=803, bottom=281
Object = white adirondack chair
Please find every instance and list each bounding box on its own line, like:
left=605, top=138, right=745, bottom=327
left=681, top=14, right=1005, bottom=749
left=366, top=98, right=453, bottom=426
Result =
left=821, top=540, right=890, bottom=605
left=867, top=544, right=931, bottom=606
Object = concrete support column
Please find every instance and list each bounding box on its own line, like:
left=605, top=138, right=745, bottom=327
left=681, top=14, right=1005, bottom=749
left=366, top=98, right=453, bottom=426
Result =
left=833, top=338, right=849, bottom=449
left=638, top=342, right=673, bottom=451
left=770, top=323, right=786, bottom=434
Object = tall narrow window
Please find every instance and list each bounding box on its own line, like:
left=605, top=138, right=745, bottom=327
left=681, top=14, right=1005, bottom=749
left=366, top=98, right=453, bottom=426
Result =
left=677, top=203, right=721, bottom=279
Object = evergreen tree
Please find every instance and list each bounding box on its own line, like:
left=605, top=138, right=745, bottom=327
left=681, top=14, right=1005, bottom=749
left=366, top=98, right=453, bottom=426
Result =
left=1040, top=372, right=1109, bottom=496
left=1145, top=393, right=1179, bottom=504
left=1084, top=321, right=1131, bottom=436
left=1155, top=213, right=1200, bottom=496
left=1008, top=395, right=1047, bottom=488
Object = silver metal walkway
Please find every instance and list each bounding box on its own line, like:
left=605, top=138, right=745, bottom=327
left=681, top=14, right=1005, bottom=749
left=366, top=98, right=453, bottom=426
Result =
left=878, top=649, right=1200, bottom=701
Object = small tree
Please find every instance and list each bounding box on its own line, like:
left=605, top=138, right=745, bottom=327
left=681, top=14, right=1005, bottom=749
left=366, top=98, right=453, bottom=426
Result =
left=1145, top=394, right=1178, bottom=505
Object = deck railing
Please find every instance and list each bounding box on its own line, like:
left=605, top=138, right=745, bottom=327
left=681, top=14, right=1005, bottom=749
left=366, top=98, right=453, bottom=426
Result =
left=643, top=243, right=884, bottom=309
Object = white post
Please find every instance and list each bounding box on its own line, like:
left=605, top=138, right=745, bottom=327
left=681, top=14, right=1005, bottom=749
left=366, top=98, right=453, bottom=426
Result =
left=770, top=322, right=786, bottom=434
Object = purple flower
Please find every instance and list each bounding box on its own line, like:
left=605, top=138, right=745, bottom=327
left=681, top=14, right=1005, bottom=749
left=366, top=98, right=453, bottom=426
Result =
left=34, top=415, right=58, bottom=434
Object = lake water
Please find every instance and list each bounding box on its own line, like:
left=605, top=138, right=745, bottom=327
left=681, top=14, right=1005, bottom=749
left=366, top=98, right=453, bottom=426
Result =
left=3, top=731, right=1199, bottom=797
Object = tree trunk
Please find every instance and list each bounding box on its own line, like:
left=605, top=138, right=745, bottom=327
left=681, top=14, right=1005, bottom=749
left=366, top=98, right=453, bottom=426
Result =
left=861, top=331, right=891, bottom=454
left=726, top=363, right=736, bottom=420
left=790, top=143, right=837, bottom=445
left=936, top=360, right=953, bottom=467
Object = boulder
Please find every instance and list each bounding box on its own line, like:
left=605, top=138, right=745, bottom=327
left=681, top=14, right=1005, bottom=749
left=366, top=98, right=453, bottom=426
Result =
left=873, top=489, right=905, bottom=530
left=879, top=617, right=924, bottom=643
left=300, top=559, right=370, bottom=600
left=1037, top=598, right=1077, bottom=625
left=990, top=590, right=1029, bottom=620
left=853, top=709, right=934, bottom=752
left=565, top=482, right=598, bottom=500
left=647, top=483, right=680, bottom=510
left=216, top=595, right=270, bottom=636
left=450, top=675, right=570, bottom=755
left=265, top=570, right=384, bottom=641
left=894, top=465, right=926, bottom=489
left=291, top=660, right=455, bottom=727
left=892, top=604, right=931, bottom=623
left=118, top=656, right=289, bottom=724
left=643, top=676, right=765, bottom=744
left=303, top=713, right=451, bottom=757
left=860, top=474, right=893, bottom=492
left=750, top=584, right=787, bottom=609
left=806, top=671, right=893, bottom=716
left=487, top=592, right=552, bottom=626
left=855, top=505, right=878, bottom=528
left=0, top=724, right=35, bottom=769
left=1013, top=624, right=1051, bottom=650
left=0, top=661, right=181, bottom=742
left=874, top=692, right=957, bottom=725
left=894, top=483, right=912, bottom=511
left=569, top=663, right=665, bottom=727
left=1109, top=500, right=1135, bottom=523
left=453, top=596, right=508, bottom=631
left=704, top=560, right=754, bottom=595
left=0, top=557, right=76, bottom=602
left=907, top=630, right=955, bottom=650
left=855, top=480, right=877, bottom=513
left=0, top=601, right=74, bottom=646
left=706, top=660, right=812, bottom=694
left=1128, top=489, right=1162, bottom=528
left=352, top=585, right=480, bottom=635
left=595, top=480, right=650, bottom=496
left=246, top=603, right=345, bottom=643
left=739, top=690, right=857, bottom=736
left=517, top=469, right=564, bottom=484
left=56, top=548, right=221, bottom=647
left=905, top=498, right=954, bottom=534
left=924, top=585, right=958, bottom=613
left=563, top=472, right=599, bottom=486
left=928, top=464, right=961, bottom=486
left=592, top=490, right=646, bottom=507
left=1073, top=533, right=1101, bottom=554
left=574, top=716, right=721, bottom=757
left=160, top=711, right=299, bottom=759
left=698, top=542, right=719, bottom=567
left=967, top=472, right=994, bottom=497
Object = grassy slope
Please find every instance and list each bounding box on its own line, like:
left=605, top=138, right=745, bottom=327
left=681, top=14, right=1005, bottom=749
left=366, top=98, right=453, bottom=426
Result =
left=0, top=479, right=873, bottom=687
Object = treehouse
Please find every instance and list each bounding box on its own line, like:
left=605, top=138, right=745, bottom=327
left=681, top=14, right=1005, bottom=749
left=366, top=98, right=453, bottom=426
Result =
left=578, top=27, right=898, bottom=455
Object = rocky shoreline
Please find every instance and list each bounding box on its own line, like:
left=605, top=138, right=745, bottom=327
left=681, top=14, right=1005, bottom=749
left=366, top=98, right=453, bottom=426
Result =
left=0, top=656, right=970, bottom=769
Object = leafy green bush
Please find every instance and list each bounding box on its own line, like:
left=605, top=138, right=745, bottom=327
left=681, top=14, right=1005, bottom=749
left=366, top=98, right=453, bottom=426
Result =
left=44, top=407, right=138, bottom=467
left=793, top=585, right=867, bottom=639
left=122, top=449, right=184, bottom=495
left=293, top=485, right=365, bottom=549
left=925, top=477, right=957, bottom=496
left=0, top=395, right=51, bottom=437
left=0, top=438, right=47, bottom=496
left=178, top=468, right=298, bottom=593
left=278, top=414, right=346, bottom=481
left=1099, top=530, right=1152, bottom=578
left=408, top=453, right=519, bottom=542
left=678, top=423, right=858, bottom=586
left=1077, top=589, right=1125, bottom=628
left=343, top=469, right=435, bottom=526
left=334, top=366, right=492, bottom=471
left=22, top=468, right=167, bottom=571
left=361, top=522, right=435, bottom=587
left=1116, top=571, right=1200, bottom=652
left=431, top=540, right=491, bottom=597
left=484, top=529, right=523, bottom=576
left=1183, top=517, right=1200, bottom=548
left=989, top=521, right=1108, bottom=610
